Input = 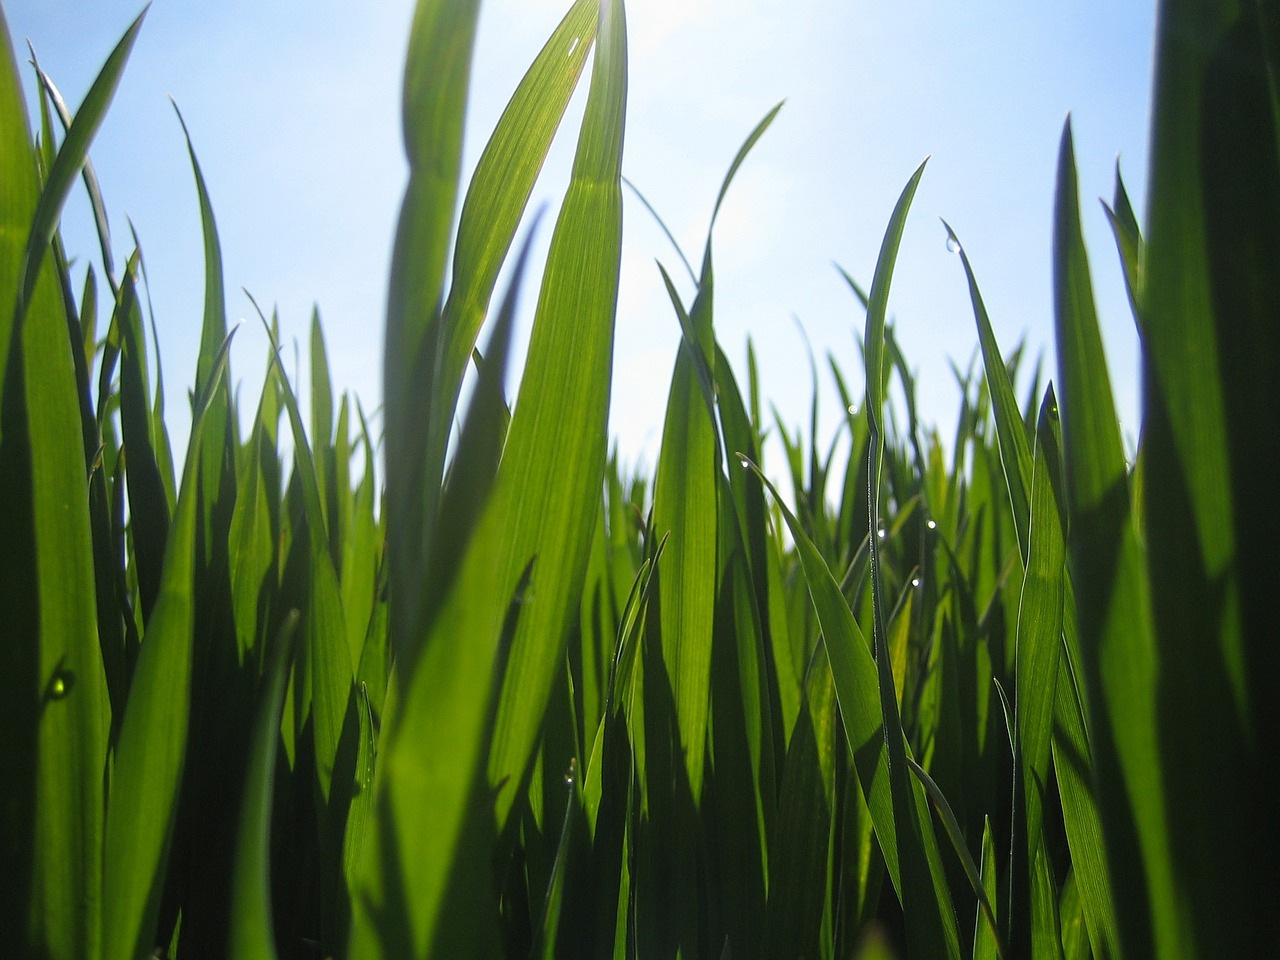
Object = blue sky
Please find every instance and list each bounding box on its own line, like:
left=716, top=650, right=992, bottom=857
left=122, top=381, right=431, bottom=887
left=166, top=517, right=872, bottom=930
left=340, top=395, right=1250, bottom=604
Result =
left=4, top=0, right=1155, bottom=477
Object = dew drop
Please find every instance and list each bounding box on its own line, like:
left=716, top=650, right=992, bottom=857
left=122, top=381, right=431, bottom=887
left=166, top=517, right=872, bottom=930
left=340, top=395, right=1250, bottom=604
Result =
left=847, top=404, right=859, bottom=416
left=49, top=670, right=74, bottom=701
left=876, top=526, right=887, bottom=539
left=945, top=235, right=962, bottom=254
left=912, top=577, right=921, bottom=588
left=926, top=519, right=937, bottom=530
left=564, top=758, right=577, bottom=786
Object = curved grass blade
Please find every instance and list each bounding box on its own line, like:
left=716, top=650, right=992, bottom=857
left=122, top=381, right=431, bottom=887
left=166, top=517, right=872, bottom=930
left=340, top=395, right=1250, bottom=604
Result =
left=10, top=6, right=147, bottom=331
left=228, top=612, right=300, bottom=960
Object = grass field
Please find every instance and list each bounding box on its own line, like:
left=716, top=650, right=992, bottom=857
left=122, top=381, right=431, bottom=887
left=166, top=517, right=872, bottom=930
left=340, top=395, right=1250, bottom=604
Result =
left=1, top=0, right=1276, bottom=958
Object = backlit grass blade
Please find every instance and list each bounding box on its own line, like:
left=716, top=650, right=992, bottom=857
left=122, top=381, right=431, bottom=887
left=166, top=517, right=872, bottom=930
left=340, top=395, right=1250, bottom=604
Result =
left=382, top=0, right=482, bottom=671
left=0, top=12, right=127, bottom=956
left=9, top=6, right=146, bottom=334
left=648, top=103, right=780, bottom=802
left=102, top=331, right=234, bottom=960
left=1011, top=388, right=1066, bottom=955
left=945, top=220, right=1033, bottom=557
left=484, top=0, right=628, bottom=826
left=651, top=276, right=719, bottom=801
left=1053, top=119, right=1162, bottom=958
left=863, top=160, right=961, bottom=960
left=118, top=261, right=171, bottom=624
left=1101, top=162, right=1143, bottom=336
left=228, top=612, right=300, bottom=960
left=431, top=0, right=599, bottom=474
left=262, top=324, right=352, bottom=806
left=744, top=458, right=900, bottom=895
left=1139, top=1, right=1280, bottom=952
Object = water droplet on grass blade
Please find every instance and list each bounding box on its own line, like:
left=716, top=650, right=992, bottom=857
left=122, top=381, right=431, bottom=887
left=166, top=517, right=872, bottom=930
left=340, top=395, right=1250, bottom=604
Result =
left=876, top=526, right=887, bottom=539
left=945, top=235, right=962, bottom=254
left=927, top=519, right=937, bottom=530
left=912, top=577, right=921, bottom=588
left=48, top=670, right=75, bottom=700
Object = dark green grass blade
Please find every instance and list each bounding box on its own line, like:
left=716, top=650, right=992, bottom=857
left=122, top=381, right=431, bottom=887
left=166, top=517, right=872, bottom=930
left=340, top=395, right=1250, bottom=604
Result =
left=263, top=325, right=352, bottom=806
left=863, top=160, right=962, bottom=960
left=118, top=261, right=171, bottom=624
left=0, top=12, right=140, bottom=955
left=1011, top=388, right=1066, bottom=955
left=228, top=612, right=300, bottom=960
left=745, top=459, right=900, bottom=896
left=484, top=0, right=628, bottom=827
left=945, top=221, right=1033, bottom=558
left=102, top=333, right=233, bottom=960
left=1101, top=162, right=1143, bottom=337
left=1139, top=2, right=1280, bottom=953
left=1053, top=120, right=1162, bottom=958
left=906, top=756, right=1004, bottom=960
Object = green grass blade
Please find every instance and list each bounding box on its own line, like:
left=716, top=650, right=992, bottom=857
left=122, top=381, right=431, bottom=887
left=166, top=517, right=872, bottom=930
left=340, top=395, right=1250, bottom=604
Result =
left=10, top=6, right=146, bottom=333
left=382, top=0, right=482, bottom=671
left=1137, top=0, right=1280, bottom=951
left=945, top=220, right=1033, bottom=558
left=102, top=336, right=232, bottom=960
left=863, top=160, right=961, bottom=960
left=263, top=325, right=352, bottom=806
left=1011, top=388, right=1066, bottom=951
left=434, top=0, right=598, bottom=447
left=484, top=0, right=628, bottom=826
left=0, top=13, right=124, bottom=956
left=228, top=612, right=300, bottom=960
left=1053, top=119, right=1162, bottom=958
left=651, top=283, right=719, bottom=801
left=905, top=756, right=1004, bottom=960
left=744, top=458, right=900, bottom=895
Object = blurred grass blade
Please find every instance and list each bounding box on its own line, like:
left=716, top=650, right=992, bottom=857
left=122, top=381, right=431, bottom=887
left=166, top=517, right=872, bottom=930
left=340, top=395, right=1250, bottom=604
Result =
left=228, top=612, right=300, bottom=960
left=1140, top=1, right=1280, bottom=953
left=382, top=0, right=482, bottom=671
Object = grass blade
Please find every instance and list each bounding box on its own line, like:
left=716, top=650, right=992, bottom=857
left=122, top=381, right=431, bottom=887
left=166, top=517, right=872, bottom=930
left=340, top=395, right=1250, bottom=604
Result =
left=228, top=612, right=300, bottom=960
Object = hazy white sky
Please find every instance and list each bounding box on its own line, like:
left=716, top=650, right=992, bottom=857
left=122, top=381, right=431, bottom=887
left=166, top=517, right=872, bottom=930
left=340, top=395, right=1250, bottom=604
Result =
left=5, top=0, right=1155, bottom=477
